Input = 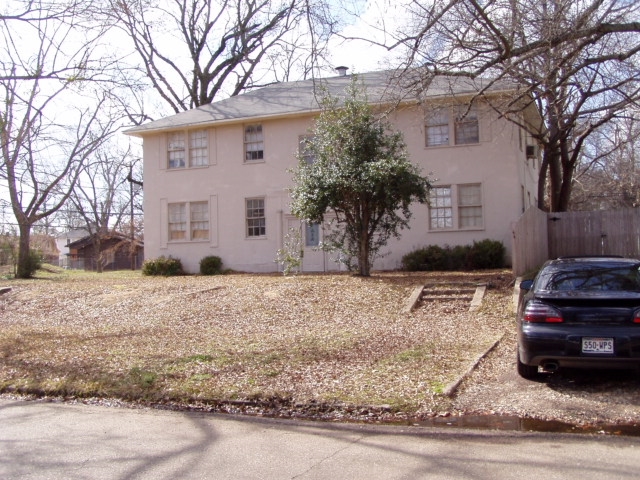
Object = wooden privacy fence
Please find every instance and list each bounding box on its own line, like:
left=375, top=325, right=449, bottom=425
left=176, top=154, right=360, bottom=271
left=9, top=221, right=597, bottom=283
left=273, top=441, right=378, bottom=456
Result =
left=511, top=207, right=640, bottom=276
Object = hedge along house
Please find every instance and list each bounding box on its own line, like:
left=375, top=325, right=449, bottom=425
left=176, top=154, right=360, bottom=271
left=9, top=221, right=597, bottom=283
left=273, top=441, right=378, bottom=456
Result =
left=124, top=69, right=542, bottom=273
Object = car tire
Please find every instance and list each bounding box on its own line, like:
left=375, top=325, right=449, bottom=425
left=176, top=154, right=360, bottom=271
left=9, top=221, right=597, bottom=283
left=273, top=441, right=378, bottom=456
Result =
left=517, top=350, right=540, bottom=380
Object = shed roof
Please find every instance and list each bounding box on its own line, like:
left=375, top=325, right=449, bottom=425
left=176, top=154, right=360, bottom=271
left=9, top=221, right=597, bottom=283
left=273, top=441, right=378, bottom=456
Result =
left=124, top=70, right=519, bottom=136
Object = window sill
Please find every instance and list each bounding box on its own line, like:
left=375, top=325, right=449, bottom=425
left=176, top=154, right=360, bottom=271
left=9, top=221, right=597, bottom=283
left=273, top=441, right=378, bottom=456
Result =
left=167, top=165, right=210, bottom=171
left=428, top=227, right=485, bottom=233
left=168, top=239, right=211, bottom=244
left=244, top=159, right=266, bottom=165
left=424, top=142, right=481, bottom=150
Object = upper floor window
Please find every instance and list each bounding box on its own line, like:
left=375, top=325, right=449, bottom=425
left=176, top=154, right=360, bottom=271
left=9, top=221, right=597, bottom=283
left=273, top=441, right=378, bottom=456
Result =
left=167, top=129, right=208, bottom=169
left=298, top=135, right=317, bottom=164
left=425, top=105, right=480, bottom=147
left=425, top=109, right=450, bottom=147
left=246, top=198, right=266, bottom=237
left=168, top=132, right=186, bottom=169
left=244, top=124, right=264, bottom=162
left=189, top=130, right=208, bottom=167
left=454, top=105, right=479, bottom=145
left=168, top=201, right=209, bottom=241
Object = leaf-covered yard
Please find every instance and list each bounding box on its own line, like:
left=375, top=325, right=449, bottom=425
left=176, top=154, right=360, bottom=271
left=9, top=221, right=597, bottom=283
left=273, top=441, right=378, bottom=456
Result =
left=0, top=269, right=514, bottom=419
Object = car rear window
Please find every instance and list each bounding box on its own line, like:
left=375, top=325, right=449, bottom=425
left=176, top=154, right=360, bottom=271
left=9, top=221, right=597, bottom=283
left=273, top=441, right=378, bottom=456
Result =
left=537, top=263, right=640, bottom=292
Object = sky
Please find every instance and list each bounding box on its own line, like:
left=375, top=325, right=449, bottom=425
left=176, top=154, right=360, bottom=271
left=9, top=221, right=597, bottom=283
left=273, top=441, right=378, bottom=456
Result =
left=0, top=0, right=411, bottom=228
left=328, top=0, right=409, bottom=74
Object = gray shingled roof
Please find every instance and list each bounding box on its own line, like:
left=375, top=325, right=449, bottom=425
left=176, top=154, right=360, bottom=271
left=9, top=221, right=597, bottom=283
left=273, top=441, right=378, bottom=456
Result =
left=124, top=70, right=516, bottom=136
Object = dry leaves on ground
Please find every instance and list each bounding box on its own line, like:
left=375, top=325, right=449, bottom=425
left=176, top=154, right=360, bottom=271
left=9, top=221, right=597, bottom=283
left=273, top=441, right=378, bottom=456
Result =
left=0, top=269, right=513, bottom=419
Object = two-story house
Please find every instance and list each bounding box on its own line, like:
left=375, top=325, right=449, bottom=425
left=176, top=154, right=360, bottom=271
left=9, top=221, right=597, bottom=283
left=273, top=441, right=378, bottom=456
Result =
left=125, top=69, right=541, bottom=273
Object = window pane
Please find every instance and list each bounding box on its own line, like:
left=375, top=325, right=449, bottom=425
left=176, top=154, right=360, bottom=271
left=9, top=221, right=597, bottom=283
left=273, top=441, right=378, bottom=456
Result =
left=168, top=203, right=186, bottom=240
left=246, top=198, right=266, bottom=237
left=429, top=187, right=453, bottom=229
left=245, top=125, right=264, bottom=162
left=425, top=109, right=449, bottom=147
left=299, top=135, right=317, bottom=165
left=189, top=130, right=208, bottom=167
left=459, top=184, right=482, bottom=206
left=458, top=184, right=483, bottom=228
left=454, top=106, right=479, bottom=145
left=190, top=202, right=209, bottom=240
left=305, top=222, right=320, bottom=247
left=168, top=132, right=185, bottom=169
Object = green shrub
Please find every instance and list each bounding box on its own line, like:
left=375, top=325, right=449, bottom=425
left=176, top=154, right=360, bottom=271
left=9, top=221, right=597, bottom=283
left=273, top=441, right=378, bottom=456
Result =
left=402, top=239, right=505, bottom=271
left=468, top=239, right=505, bottom=269
left=142, top=256, right=184, bottom=276
left=25, top=249, right=43, bottom=277
left=401, top=245, right=451, bottom=271
left=199, top=255, right=223, bottom=275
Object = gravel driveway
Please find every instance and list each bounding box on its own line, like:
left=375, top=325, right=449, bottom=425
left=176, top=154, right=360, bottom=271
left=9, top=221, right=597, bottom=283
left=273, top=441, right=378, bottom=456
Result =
left=453, top=330, right=640, bottom=428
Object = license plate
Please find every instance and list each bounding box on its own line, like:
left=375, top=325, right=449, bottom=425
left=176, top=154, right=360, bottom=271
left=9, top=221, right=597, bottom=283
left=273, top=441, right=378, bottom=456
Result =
left=582, top=337, right=614, bottom=354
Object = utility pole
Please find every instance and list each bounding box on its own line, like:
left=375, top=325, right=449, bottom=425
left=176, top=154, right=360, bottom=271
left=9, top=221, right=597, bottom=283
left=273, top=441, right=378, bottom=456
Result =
left=129, top=162, right=135, bottom=270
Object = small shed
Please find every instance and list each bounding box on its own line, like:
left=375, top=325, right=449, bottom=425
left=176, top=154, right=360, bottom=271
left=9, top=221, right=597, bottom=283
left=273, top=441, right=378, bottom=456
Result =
left=67, top=233, right=144, bottom=271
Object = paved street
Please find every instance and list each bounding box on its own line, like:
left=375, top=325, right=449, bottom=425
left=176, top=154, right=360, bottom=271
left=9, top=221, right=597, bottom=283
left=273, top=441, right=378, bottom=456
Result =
left=1, top=398, right=639, bottom=479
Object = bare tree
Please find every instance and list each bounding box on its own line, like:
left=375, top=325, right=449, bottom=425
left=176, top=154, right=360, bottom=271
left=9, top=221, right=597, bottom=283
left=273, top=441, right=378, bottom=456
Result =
left=371, top=0, right=640, bottom=212
left=571, top=113, right=640, bottom=210
left=0, top=0, right=124, bottom=278
left=108, top=0, right=337, bottom=118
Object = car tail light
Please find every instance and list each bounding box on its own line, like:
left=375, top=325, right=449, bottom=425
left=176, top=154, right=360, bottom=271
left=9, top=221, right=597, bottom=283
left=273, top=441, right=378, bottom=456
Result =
left=634, top=310, right=640, bottom=324
left=523, top=302, right=563, bottom=323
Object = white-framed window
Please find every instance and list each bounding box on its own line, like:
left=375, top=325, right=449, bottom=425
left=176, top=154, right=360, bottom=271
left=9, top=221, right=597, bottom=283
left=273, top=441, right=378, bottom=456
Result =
left=246, top=198, right=266, bottom=237
left=458, top=183, right=483, bottom=228
left=168, top=202, right=187, bottom=240
left=305, top=222, right=320, bottom=247
left=298, top=135, right=317, bottom=164
left=189, top=130, right=208, bottom=167
left=244, top=124, right=264, bottom=162
left=425, top=109, right=450, bottom=147
left=429, top=184, right=484, bottom=230
left=425, top=105, right=480, bottom=147
left=454, top=105, right=479, bottom=145
left=429, top=186, right=453, bottom=229
left=168, top=132, right=186, bottom=169
left=190, top=201, right=209, bottom=240
left=167, top=129, right=209, bottom=169
left=168, top=201, right=209, bottom=241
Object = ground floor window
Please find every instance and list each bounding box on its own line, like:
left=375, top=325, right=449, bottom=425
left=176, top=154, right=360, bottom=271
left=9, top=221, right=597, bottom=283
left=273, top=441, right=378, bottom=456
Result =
left=168, top=201, right=209, bottom=241
left=458, top=183, right=483, bottom=228
left=246, top=198, right=266, bottom=237
left=305, top=222, right=320, bottom=247
left=429, top=186, right=453, bottom=229
left=429, top=183, right=483, bottom=230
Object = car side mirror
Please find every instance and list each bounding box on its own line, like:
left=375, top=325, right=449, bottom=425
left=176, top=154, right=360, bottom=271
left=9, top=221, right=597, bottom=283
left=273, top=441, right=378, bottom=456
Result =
left=519, top=279, right=534, bottom=292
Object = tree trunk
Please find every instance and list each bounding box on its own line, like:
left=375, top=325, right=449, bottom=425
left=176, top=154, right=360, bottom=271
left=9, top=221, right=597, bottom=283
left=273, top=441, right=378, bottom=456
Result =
left=359, top=236, right=370, bottom=276
left=17, top=223, right=32, bottom=279
left=537, top=156, right=549, bottom=211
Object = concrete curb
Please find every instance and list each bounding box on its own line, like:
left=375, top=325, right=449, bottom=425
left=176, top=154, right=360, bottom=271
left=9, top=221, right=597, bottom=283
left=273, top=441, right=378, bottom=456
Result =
left=403, top=286, right=424, bottom=313
left=469, top=284, right=486, bottom=311
left=442, top=334, right=505, bottom=397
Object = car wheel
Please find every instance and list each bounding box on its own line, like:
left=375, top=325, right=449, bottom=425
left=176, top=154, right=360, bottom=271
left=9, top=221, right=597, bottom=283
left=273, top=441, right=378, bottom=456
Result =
left=517, top=350, right=540, bottom=380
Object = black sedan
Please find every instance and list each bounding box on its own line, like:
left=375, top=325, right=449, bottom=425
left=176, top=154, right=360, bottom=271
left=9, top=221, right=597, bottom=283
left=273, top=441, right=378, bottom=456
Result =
left=517, top=256, right=640, bottom=379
